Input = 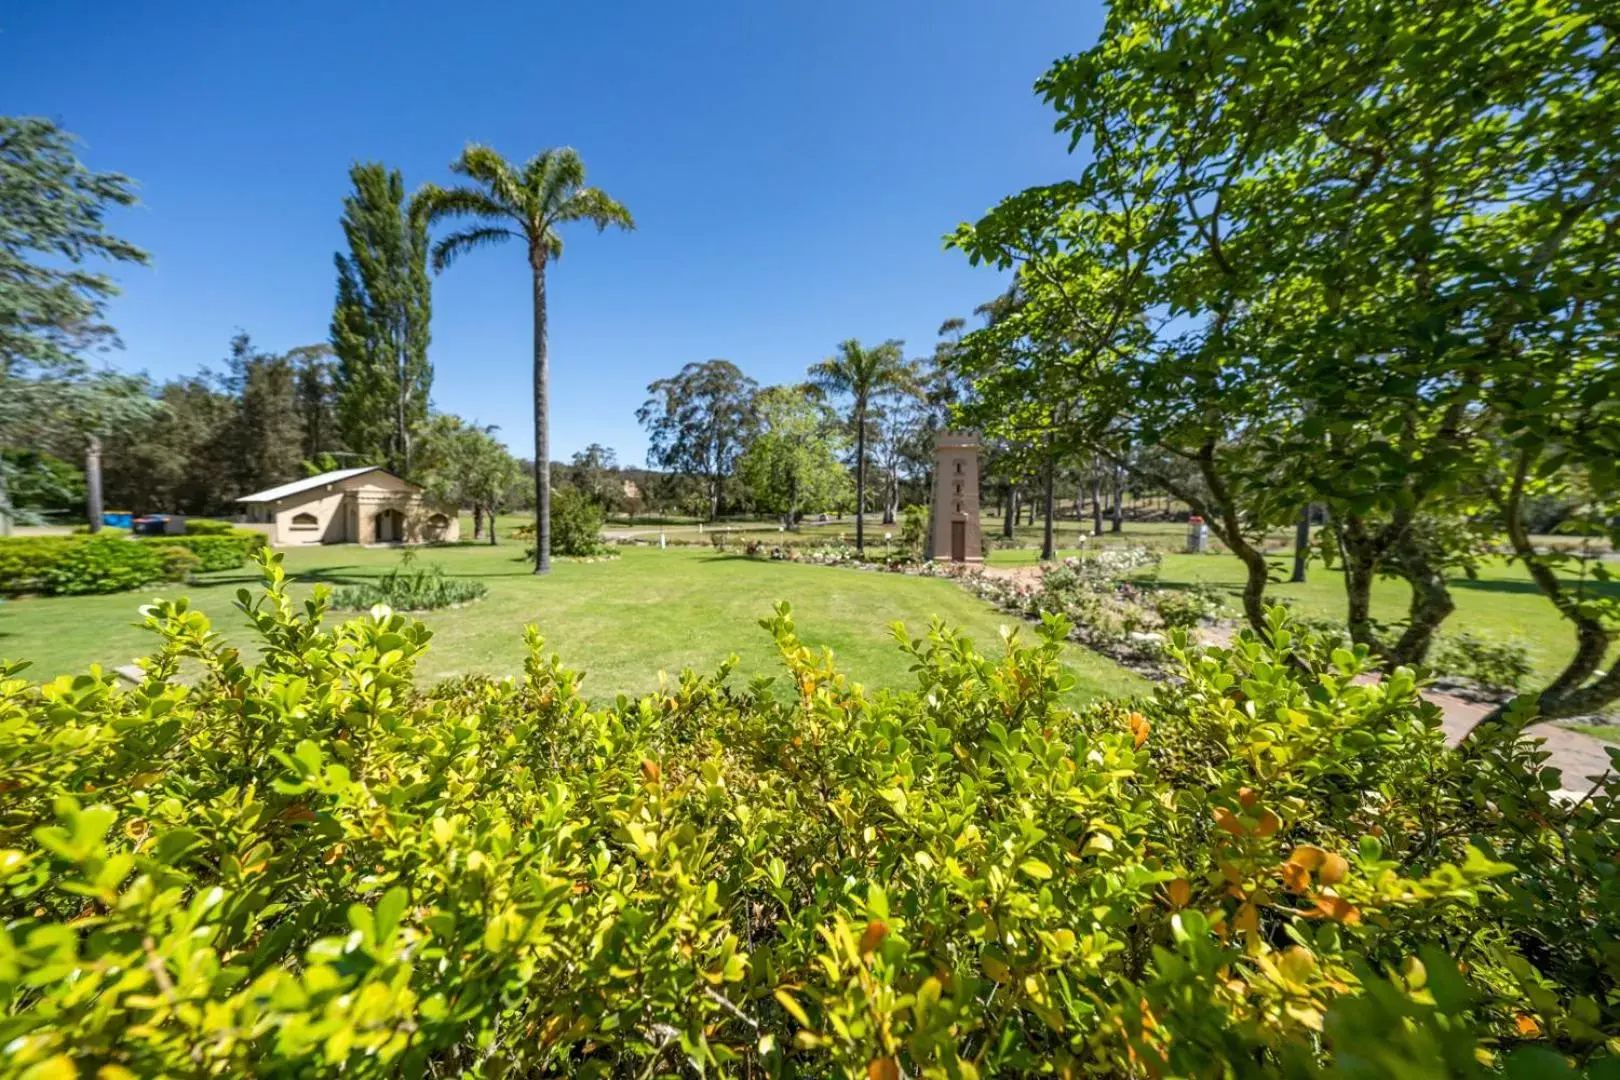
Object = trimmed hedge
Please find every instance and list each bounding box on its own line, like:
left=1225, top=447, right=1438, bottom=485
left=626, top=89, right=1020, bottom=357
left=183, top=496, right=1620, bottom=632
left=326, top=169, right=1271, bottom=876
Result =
left=0, top=529, right=268, bottom=595
left=183, top=518, right=239, bottom=535
left=0, top=552, right=1614, bottom=1077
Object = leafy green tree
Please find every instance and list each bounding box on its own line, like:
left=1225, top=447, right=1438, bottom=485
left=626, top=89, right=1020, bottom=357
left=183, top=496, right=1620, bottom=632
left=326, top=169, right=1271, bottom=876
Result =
left=0, top=117, right=148, bottom=534
left=567, top=443, right=622, bottom=511
left=412, top=146, right=633, bottom=575
left=737, top=385, right=851, bottom=529
left=0, top=449, right=82, bottom=519
left=330, top=164, right=432, bottom=477
left=808, top=339, right=909, bottom=553
left=637, top=360, right=758, bottom=521
left=419, top=416, right=521, bottom=545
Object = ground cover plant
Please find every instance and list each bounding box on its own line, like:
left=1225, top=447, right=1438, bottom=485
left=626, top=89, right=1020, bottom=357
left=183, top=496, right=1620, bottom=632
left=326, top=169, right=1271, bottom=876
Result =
left=331, top=552, right=487, bottom=611
left=1, top=553, right=1615, bottom=1077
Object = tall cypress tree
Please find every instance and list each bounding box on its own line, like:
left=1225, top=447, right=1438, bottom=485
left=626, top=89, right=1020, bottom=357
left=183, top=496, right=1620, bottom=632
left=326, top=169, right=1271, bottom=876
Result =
left=330, top=163, right=431, bottom=476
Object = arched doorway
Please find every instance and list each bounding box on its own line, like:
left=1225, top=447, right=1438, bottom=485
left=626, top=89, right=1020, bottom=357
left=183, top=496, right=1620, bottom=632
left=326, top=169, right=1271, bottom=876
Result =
left=373, top=507, right=405, bottom=543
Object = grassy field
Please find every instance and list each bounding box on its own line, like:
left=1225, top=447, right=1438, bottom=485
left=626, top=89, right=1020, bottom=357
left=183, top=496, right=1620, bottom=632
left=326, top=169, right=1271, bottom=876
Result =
left=0, top=543, right=1144, bottom=702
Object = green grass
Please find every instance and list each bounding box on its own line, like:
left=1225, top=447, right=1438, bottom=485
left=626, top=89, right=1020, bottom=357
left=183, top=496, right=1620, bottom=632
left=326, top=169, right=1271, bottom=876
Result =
left=1563, top=724, right=1620, bottom=744
left=0, top=543, right=1143, bottom=702
left=1148, top=551, right=1618, bottom=689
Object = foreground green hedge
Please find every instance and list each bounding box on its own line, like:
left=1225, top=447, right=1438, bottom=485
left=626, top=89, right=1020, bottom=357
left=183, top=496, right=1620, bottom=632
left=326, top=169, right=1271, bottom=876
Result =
left=0, top=553, right=1615, bottom=1077
left=0, top=529, right=266, bottom=594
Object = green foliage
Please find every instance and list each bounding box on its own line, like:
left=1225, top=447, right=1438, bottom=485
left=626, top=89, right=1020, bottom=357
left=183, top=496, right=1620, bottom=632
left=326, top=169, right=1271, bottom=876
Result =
left=331, top=163, right=432, bottom=476
left=331, top=552, right=486, bottom=611
left=1, top=556, right=1614, bottom=1076
left=737, top=384, right=851, bottom=527
left=1433, top=632, right=1537, bottom=693
left=183, top=517, right=238, bottom=535
left=899, top=504, right=929, bottom=557
left=149, top=543, right=201, bottom=582
left=0, top=450, right=83, bottom=517
left=138, top=534, right=255, bottom=573
left=637, top=359, right=759, bottom=520
left=0, top=530, right=265, bottom=595
left=1149, top=581, right=1225, bottom=631
left=0, top=536, right=81, bottom=595
left=39, top=535, right=165, bottom=595
left=546, top=485, right=609, bottom=557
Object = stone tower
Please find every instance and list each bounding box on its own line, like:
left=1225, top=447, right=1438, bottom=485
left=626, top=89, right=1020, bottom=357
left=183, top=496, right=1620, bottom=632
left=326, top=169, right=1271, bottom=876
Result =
left=931, top=431, right=983, bottom=563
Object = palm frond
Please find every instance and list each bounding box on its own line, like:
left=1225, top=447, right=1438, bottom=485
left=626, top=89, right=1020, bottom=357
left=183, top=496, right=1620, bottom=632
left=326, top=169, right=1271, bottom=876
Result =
left=561, top=187, right=636, bottom=232
left=525, top=148, right=587, bottom=213
left=449, top=144, right=527, bottom=213
left=431, top=226, right=521, bottom=272
left=410, top=182, right=513, bottom=228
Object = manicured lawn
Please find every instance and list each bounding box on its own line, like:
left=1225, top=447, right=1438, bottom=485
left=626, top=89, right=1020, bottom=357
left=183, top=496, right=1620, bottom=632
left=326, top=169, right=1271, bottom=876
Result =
left=1149, top=551, right=1618, bottom=689
left=0, top=544, right=1144, bottom=702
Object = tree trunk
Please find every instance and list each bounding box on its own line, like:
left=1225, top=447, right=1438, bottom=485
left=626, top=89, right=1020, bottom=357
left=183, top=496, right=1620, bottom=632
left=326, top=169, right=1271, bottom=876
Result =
left=0, top=444, right=11, bottom=537
left=1090, top=468, right=1104, bottom=536
left=1040, top=452, right=1055, bottom=562
left=1110, top=466, right=1123, bottom=533
left=86, top=434, right=104, bottom=533
left=1389, top=535, right=1453, bottom=667
left=531, top=257, right=550, bottom=575
left=1291, top=507, right=1310, bottom=583
left=473, top=505, right=484, bottom=541
left=1003, top=484, right=1015, bottom=539
left=487, top=503, right=498, bottom=545
left=854, top=403, right=867, bottom=553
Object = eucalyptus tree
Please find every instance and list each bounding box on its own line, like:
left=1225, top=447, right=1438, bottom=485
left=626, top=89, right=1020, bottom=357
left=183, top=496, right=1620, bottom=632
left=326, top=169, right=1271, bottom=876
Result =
left=637, top=360, right=758, bottom=520
left=808, top=338, right=909, bottom=553
left=412, top=146, right=633, bottom=574
left=0, top=116, right=148, bottom=533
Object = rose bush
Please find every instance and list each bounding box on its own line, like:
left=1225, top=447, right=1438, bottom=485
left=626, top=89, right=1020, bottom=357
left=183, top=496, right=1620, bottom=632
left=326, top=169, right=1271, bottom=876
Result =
left=0, top=553, right=1615, bottom=1077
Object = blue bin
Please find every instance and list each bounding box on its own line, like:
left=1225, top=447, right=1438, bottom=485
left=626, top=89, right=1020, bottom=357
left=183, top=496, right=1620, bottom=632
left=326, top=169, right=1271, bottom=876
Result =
left=103, top=511, right=133, bottom=529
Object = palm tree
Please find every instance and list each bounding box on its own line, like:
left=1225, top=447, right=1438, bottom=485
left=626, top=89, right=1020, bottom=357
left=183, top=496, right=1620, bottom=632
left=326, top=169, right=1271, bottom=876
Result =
left=809, top=338, right=909, bottom=553
left=411, top=146, right=633, bottom=574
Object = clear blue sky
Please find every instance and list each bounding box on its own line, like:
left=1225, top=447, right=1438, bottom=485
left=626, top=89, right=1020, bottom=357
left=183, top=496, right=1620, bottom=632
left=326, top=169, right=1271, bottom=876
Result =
left=2, top=1, right=1099, bottom=464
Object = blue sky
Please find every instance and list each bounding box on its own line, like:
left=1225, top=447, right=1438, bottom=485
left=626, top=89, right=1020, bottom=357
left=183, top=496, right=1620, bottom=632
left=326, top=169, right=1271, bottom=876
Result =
left=2, top=1, right=1100, bottom=464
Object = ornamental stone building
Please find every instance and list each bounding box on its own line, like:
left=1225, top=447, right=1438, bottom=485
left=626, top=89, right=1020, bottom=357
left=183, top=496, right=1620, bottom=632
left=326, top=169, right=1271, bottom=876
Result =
left=235, top=466, right=459, bottom=547
left=931, top=431, right=983, bottom=563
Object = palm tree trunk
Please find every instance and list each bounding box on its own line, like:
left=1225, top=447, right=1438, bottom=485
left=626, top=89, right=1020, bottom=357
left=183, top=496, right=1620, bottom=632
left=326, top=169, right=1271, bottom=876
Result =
left=532, top=257, right=550, bottom=575
left=854, top=403, right=866, bottom=553
left=86, top=434, right=104, bottom=533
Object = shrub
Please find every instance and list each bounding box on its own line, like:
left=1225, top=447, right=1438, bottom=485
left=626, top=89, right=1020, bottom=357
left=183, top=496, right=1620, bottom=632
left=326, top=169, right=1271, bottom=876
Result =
left=899, top=503, right=928, bottom=556
left=1433, top=631, right=1536, bottom=691
left=1149, top=582, right=1226, bottom=630
left=0, top=536, right=81, bottom=595
left=183, top=517, right=238, bottom=535
left=39, top=535, right=166, bottom=595
left=1, top=554, right=1614, bottom=1077
left=139, top=534, right=252, bottom=572
left=71, top=523, right=129, bottom=536
left=549, top=486, right=610, bottom=556
left=331, top=552, right=487, bottom=610
left=150, top=544, right=202, bottom=582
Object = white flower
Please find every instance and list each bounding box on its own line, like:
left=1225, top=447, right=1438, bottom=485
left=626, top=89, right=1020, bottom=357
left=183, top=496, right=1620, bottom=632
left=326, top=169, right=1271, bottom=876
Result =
left=369, top=603, right=393, bottom=622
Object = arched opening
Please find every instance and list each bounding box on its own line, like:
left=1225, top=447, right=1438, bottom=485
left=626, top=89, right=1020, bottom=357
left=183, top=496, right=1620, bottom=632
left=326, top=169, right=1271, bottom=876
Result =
left=289, top=511, right=319, bottom=531
left=425, top=513, right=450, bottom=540
left=373, top=508, right=405, bottom=543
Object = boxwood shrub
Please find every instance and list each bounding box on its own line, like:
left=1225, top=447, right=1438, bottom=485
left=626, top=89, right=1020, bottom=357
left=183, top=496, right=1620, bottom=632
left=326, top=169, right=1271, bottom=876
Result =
left=0, top=552, right=1614, bottom=1077
left=138, top=534, right=253, bottom=573
left=0, top=536, right=81, bottom=595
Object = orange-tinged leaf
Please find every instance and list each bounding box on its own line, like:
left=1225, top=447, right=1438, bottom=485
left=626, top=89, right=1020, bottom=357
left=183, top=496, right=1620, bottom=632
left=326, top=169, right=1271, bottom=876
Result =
left=1214, top=808, right=1245, bottom=836
left=1167, top=878, right=1191, bottom=909
left=1238, top=787, right=1259, bottom=810
left=983, top=955, right=1012, bottom=983
left=1319, top=853, right=1348, bottom=885
left=641, top=760, right=661, bottom=784
left=1280, top=862, right=1310, bottom=893
left=1234, top=902, right=1259, bottom=934
left=1254, top=810, right=1281, bottom=838
left=1128, top=712, right=1150, bottom=748
left=1288, top=845, right=1326, bottom=870
left=859, top=920, right=889, bottom=955
left=1515, top=1014, right=1541, bottom=1037
left=1312, top=895, right=1360, bottom=924
left=868, top=1058, right=899, bottom=1080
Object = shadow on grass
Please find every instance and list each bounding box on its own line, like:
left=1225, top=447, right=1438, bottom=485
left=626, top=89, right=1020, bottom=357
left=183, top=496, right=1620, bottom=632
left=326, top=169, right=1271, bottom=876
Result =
left=1450, top=576, right=1620, bottom=599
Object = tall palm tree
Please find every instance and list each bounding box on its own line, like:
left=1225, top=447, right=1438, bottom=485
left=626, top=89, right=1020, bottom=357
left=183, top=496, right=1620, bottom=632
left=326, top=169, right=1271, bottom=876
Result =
left=411, top=146, right=633, bottom=574
left=809, top=338, right=909, bottom=553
